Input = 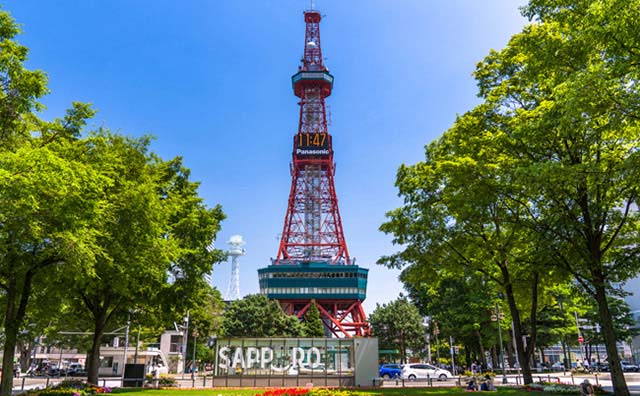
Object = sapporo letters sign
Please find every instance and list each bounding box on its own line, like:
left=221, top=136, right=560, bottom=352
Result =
left=218, top=346, right=322, bottom=371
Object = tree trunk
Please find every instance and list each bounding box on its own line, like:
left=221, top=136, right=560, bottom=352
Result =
left=491, top=345, right=498, bottom=371
left=476, top=329, right=487, bottom=368
left=506, top=339, right=515, bottom=367
left=1, top=270, right=34, bottom=396
left=594, top=281, right=629, bottom=396
left=18, top=341, right=31, bottom=374
left=87, top=312, right=107, bottom=385
left=1, top=288, right=19, bottom=396
left=503, top=270, right=533, bottom=384
left=499, top=262, right=533, bottom=384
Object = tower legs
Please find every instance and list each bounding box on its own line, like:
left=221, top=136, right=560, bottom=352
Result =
left=280, top=299, right=371, bottom=337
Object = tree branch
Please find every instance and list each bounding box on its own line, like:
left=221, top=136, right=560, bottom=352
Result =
left=601, top=195, right=635, bottom=255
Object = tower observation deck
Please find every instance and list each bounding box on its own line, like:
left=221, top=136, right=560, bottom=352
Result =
left=258, top=9, right=370, bottom=337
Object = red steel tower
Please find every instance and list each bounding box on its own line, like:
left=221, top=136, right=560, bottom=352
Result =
left=258, top=9, right=370, bottom=337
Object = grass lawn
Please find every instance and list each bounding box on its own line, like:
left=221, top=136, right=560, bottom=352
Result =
left=111, top=387, right=548, bottom=396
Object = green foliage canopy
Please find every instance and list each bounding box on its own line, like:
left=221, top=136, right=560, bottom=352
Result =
left=221, top=294, right=304, bottom=338
left=380, top=1, right=640, bottom=392
left=369, top=296, right=424, bottom=363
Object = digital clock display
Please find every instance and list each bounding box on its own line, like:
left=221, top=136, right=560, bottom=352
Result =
left=294, top=132, right=331, bottom=158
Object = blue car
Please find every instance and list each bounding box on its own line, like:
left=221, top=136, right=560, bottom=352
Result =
left=379, top=364, right=402, bottom=379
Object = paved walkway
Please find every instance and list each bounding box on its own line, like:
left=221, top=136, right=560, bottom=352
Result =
left=380, top=372, right=640, bottom=395
left=11, top=372, right=640, bottom=395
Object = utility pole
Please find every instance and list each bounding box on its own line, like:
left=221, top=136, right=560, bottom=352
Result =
left=121, top=313, right=130, bottom=385
left=134, top=327, right=140, bottom=364
left=426, top=334, right=432, bottom=363
left=422, top=317, right=432, bottom=363
left=449, top=336, right=456, bottom=375
left=595, top=323, right=601, bottom=367
left=434, top=321, right=440, bottom=366
left=192, top=329, right=198, bottom=374
left=182, top=310, right=190, bottom=378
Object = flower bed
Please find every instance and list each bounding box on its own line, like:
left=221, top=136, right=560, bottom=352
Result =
left=19, top=380, right=112, bottom=396
left=255, top=388, right=374, bottom=396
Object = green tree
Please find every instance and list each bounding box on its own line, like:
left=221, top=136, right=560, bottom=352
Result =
left=526, top=287, right=574, bottom=365
left=578, top=294, right=639, bottom=363
left=381, top=1, right=640, bottom=392
left=378, top=110, right=562, bottom=383
left=403, top=269, right=501, bottom=368
left=0, top=9, right=100, bottom=394
left=301, top=301, right=325, bottom=337
left=57, top=131, right=226, bottom=384
left=474, top=2, right=640, bottom=394
left=183, top=285, right=226, bottom=369
left=368, top=296, right=424, bottom=363
left=221, top=294, right=304, bottom=337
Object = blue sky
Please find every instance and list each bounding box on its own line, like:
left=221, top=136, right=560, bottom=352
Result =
left=5, top=1, right=528, bottom=314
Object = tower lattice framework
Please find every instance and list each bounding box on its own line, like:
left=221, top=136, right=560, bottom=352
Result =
left=268, top=9, right=369, bottom=338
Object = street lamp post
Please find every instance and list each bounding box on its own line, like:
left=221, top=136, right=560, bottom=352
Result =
left=449, top=336, right=456, bottom=375
left=134, top=327, right=141, bottom=364
left=595, top=323, right=601, bottom=368
left=192, top=329, right=198, bottom=375
left=493, top=303, right=507, bottom=384
left=434, top=321, right=440, bottom=366
left=426, top=334, right=432, bottom=363
left=422, top=317, right=432, bottom=363
left=121, top=313, right=131, bottom=385
left=182, top=310, right=190, bottom=378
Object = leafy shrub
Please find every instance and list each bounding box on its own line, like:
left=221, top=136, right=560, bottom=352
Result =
left=56, top=380, right=85, bottom=390
left=521, top=382, right=610, bottom=395
left=24, top=390, right=78, bottom=396
left=157, top=375, right=177, bottom=387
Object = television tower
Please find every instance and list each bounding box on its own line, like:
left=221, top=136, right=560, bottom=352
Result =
left=258, top=8, right=370, bottom=337
left=226, top=235, right=246, bottom=301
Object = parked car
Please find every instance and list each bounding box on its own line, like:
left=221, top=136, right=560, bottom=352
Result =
left=47, top=365, right=61, bottom=377
left=379, top=364, right=402, bottom=379
left=620, top=361, right=639, bottom=372
left=551, top=361, right=566, bottom=370
left=66, top=363, right=86, bottom=376
left=401, top=363, right=452, bottom=381
left=593, top=362, right=609, bottom=372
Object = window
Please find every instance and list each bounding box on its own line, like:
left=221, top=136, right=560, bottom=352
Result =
left=170, top=335, right=182, bottom=353
left=100, top=357, right=113, bottom=368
